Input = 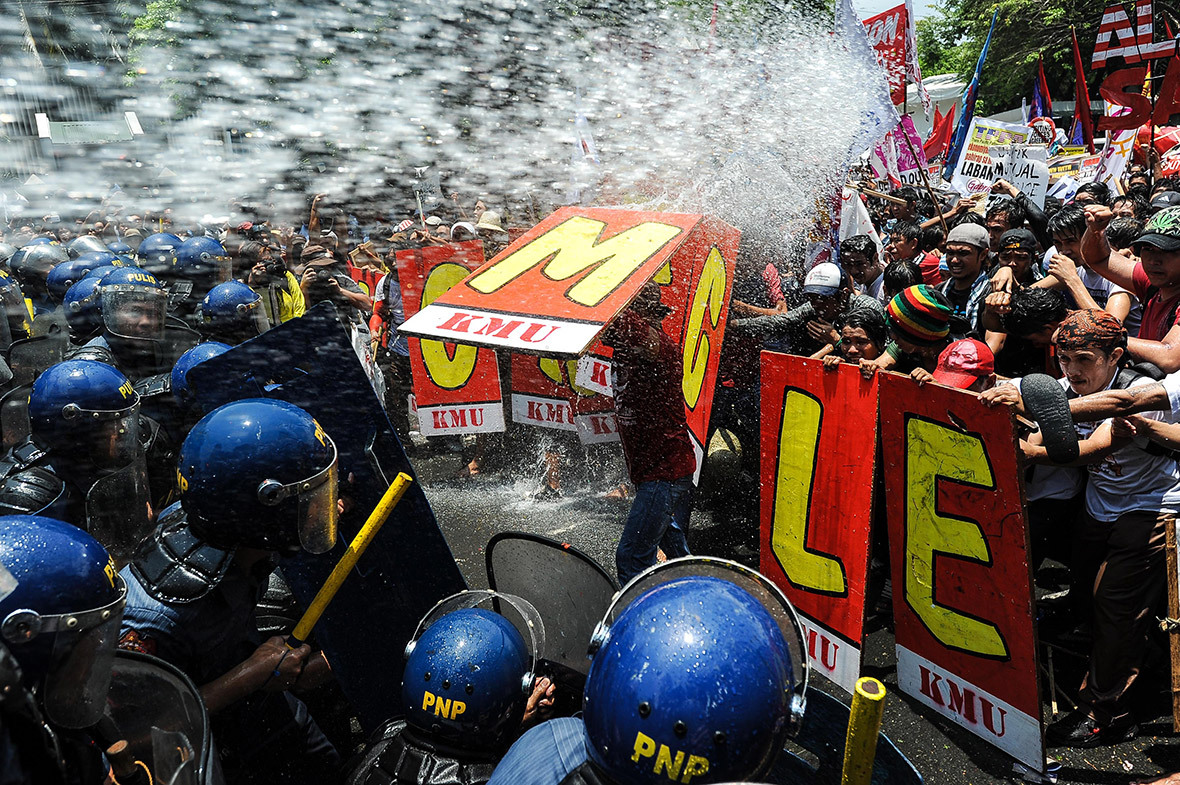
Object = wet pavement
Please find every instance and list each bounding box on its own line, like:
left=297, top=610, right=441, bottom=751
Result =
left=417, top=448, right=1180, bottom=785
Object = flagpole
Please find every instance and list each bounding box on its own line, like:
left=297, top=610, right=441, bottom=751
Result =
left=898, top=128, right=948, bottom=237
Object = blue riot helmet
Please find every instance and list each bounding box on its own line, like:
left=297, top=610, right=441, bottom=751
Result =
left=0, top=515, right=126, bottom=729
left=195, top=281, right=268, bottom=344
left=177, top=399, right=338, bottom=555
left=66, top=235, right=108, bottom=259
left=175, top=236, right=230, bottom=278
left=97, top=267, right=168, bottom=354
left=582, top=558, right=808, bottom=785
left=136, top=232, right=182, bottom=277
left=106, top=241, right=132, bottom=255
left=63, top=277, right=103, bottom=344
left=0, top=242, right=16, bottom=270
left=47, top=255, right=110, bottom=302
left=24, top=237, right=54, bottom=246
left=29, top=361, right=141, bottom=479
left=11, top=242, right=67, bottom=302
left=171, top=342, right=231, bottom=407
left=83, top=264, right=118, bottom=283
left=74, top=250, right=118, bottom=270
left=402, top=590, right=543, bottom=752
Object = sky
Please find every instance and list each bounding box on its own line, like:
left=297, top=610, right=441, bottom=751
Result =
left=853, top=0, right=938, bottom=22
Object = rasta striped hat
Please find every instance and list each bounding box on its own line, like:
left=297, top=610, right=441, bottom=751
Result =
left=886, top=285, right=953, bottom=346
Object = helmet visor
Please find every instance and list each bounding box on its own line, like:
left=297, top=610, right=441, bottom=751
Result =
left=242, top=297, right=270, bottom=337
left=604, top=557, right=809, bottom=734
left=410, top=590, right=546, bottom=673
left=64, top=399, right=143, bottom=472
left=258, top=435, right=339, bottom=554
left=41, top=579, right=127, bottom=728
left=100, top=288, right=167, bottom=343
left=0, top=280, right=29, bottom=342
left=296, top=457, right=338, bottom=554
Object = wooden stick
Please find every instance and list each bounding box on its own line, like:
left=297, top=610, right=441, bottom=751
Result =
left=850, top=185, right=907, bottom=205
left=841, top=677, right=886, bottom=785
left=896, top=128, right=950, bottom=238
left=1166, top=518, right=1180, bottom=732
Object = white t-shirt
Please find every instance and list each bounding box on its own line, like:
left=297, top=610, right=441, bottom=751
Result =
left=1078, top=267, right=1141, bottom=336
left=1067, top=374, right=1180, bottom=521
left=1005, top=377, right=1085, bottom=503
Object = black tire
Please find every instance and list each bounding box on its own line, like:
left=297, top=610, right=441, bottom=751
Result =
left=1021, top=373, right=1079, bottom=464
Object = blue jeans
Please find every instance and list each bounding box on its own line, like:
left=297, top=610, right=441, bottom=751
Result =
left=616, top=476, right=693, bottom=584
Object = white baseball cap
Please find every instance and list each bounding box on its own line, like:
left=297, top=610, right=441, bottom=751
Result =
left=803, top=262, right=843, bottom=297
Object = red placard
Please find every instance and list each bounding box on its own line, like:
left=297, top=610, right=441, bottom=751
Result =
left=347, top=262, right=383, bottom=297
left=399, top=207, right=711, bottom=358
left=509, top=353, right=618, bottom=445
left=759, top=355, right=876, bottom=693
left=396, top=242, right=505, bottom=436
left=863, top=4, right=908, bottom=106
left=879, top=373, right=1043, bottom=770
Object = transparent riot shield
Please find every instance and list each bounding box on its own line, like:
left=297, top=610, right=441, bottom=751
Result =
left=85, top=460, right=154, bottom=566
left=486, top=531, right=617, bottom=710
left=160, top=322, right=202, bottom=368
left=0, top=384, right=31, bottom=453
left=31, top=308, right=68, bottom=339
left=6, top=334, right=65, bottom=389
left=106, top=650, right=222, bottom=785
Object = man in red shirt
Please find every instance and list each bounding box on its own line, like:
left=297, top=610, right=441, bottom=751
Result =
left=601, top=283, right=695, bottom=584
left=1081, top=205, right=1180, bottom=371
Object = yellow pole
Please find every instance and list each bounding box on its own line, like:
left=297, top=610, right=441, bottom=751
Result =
left=841, top=677, right=887, bottom=785
left=288, top=472, right=413, bottom=646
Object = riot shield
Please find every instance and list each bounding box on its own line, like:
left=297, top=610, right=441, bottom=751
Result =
left=31, top=307, right=68, bottom=339
left=85, top=460, right=154, bottom=566
left=6, top=334, right=65, bottom=388
left=106, top=649, right=221, bottom=785
left=486, top=532, right=617, bottom=715
left=185, top=302, right=466, bottom=732
left=770, top=687, right=923, bottom=785
left=0, top=384, right=30, bottom=453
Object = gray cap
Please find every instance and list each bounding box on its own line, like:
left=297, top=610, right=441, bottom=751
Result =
left=945, top=223, right=990, bottom=250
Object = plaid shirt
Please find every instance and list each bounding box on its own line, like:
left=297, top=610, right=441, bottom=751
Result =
left=938, top=271, right=991, bottom=336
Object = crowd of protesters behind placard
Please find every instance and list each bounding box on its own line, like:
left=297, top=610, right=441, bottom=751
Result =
left=12, top=156, right=1180, bottom=785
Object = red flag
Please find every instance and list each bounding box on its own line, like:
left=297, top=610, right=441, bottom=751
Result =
left=1071, top=26, right=1095, bottom=154
left=924, top=102, right=955, bottom=161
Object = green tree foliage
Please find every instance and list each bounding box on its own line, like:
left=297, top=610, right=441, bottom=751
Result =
left=916, top=0, right=1180, bottom=117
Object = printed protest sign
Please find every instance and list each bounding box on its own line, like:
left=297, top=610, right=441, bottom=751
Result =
left=760, top=355, right=877, bottom=694
left=396, top=241, right=505, bottom=436
left=510, top=352, right=619, bottom=445
left=863, top=3, right=908, bottom=106
left=950, top=118, right=1032, bottom=197
left=399, top=207, right=733, bottom=359
left=871, top=116, right=929, bottom=186
left=988, top=145, right=1049, bottom=208
left=879, top=373, right=1043, bottom=771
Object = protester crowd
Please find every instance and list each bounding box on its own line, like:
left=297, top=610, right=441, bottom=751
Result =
left=8, top=152, right=1180, bottom=784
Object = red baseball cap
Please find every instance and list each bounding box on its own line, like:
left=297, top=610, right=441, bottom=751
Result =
left=932, top=338, right=995, bottom=389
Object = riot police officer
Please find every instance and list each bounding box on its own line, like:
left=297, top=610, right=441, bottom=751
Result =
left=487, top=558, right=807, bottom=785
left=135, top=232, right=183, bottom=279
left=347, top=590, right=554, bottom=785
left=0, top=360, right=152, bottom=561
left=9, top=240, right=67, bottom=317
left=67, top=266, right=169, bottom=380
left=196, top=281, right=269, bottom=345
left=119, top=398, right=342, bottom=785
left=167, top=237, right=231, bottom=325
left=62, top=277, right=103, bottom=347
left=0, top=514, right=127, bottom=784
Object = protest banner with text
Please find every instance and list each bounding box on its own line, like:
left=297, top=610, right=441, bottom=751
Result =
left=396, top=241, right=505, bottom=436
